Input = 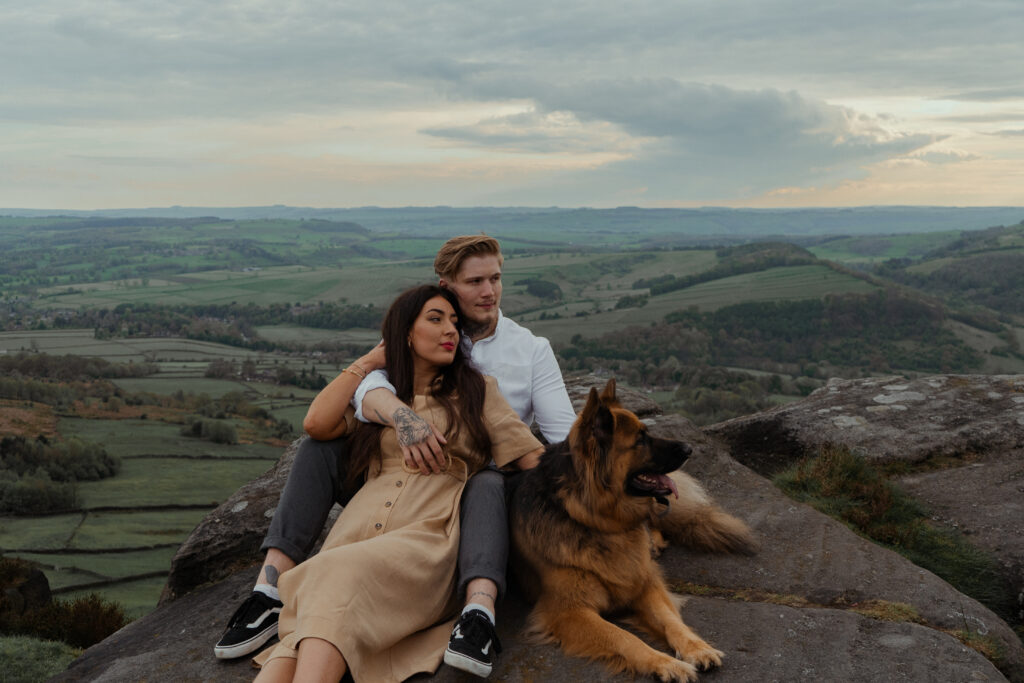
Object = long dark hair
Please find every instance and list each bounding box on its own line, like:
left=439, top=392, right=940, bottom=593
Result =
left=345, top=285, right=492, bottom=488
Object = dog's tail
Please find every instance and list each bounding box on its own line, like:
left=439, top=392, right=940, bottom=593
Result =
left=651, top=470, right=759, bottom=556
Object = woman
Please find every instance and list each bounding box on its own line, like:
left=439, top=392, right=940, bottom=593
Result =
left=253, top=285, right=544, bottom=682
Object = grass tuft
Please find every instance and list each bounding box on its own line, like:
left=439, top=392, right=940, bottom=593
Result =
left=953, top=629, right=1007, bottom=664
left=774, top=445, right=1018, bottom=627
left=1, top=558, right=129, bottom=649
left=850, top=600, right=923, bottom=624
left=0, top=635, right=81, bottom=682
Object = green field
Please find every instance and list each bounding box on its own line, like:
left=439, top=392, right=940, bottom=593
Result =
left=808, top=231, right=962, bottom=264
left=3, top=409, right=283, bottom=620
left=0, top=514, right=82, bottom=551
left=26, top=249, right=726, bottom=321
left=76, top=457, right=275, bottom=509
left=67, top=509, right=211, bottom=550
left=0, top=636, right=81, bottom=681
left=946, top=320, right=1024, bottom=374
left=62, top=575, right=173, bottom=619
left=59, top=418, right=281, bottom=460
left=526, top=264, right=879, bottom=344
left=4, top=213, right=1021, bottom=626
left=253, top=324, right=379, bottom=345
left=12, top=546, right=178, bottom=586
left=35, top=260, right=436, bottom=310
left=0, top=330, right=341, bottom=433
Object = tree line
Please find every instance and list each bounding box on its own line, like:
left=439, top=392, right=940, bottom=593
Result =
left=0, top=352, right=158, bottom=381
left=34, top=301, right=384, bottom=350
left=0, top=436, right=119, bottom=514
left=633, top=242, right=817, bottom=295
left=558, top=288, right=984, bottom=423
left=0, top=362, right=295, bottom=514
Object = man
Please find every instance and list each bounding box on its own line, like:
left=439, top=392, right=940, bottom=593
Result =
left=214, top=235, right=576, bottom=678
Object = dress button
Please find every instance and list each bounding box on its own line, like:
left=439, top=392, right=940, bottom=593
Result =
left=375, top=523, right=382, bottom=529
left=396, top=480, right=403, bottom=487
left=385, top=501, right=392, bottom=507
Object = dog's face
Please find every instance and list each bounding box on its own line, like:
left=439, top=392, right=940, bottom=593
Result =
left=568, top=379, right=691, bottom=518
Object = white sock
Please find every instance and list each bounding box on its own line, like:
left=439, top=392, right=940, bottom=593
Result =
left=462, top=603, right=495, bottom=625
left=253, top=584, right=280, bottom=602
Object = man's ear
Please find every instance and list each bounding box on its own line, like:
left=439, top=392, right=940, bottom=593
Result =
left=438, top=278, right=449, bottom=289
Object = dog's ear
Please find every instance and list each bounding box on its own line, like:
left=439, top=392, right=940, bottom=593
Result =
left=592, top=403, right=615, bottom=453
left=580, top=386, right=615, bottom=454
left=599, top=378, right=619, bottom=407
left=579, top=386, right=601, bottom=427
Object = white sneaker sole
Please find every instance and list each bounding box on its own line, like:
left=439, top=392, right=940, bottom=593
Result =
left=444, top=647, right=492, bottom=678
left=213, top=622, right=279, bottom=659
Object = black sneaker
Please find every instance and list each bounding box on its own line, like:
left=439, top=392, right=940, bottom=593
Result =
left=213, top=591, right=282, bottom=659
left=444, top=609, right=502, bottom=678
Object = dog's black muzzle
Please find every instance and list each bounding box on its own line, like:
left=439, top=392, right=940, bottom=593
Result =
left=625, top=437, right=692, bottom=505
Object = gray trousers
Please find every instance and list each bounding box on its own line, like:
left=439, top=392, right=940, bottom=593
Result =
left=262, top=436, right=510, bottom=598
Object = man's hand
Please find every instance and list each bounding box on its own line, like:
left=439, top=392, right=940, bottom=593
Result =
left=389, top=406, right=448, bottom=475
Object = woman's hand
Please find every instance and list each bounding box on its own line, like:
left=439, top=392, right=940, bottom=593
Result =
left=393, top=406, right=448, bottom=475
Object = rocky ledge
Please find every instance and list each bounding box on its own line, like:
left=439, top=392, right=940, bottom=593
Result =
left=53, top=374, right=1024, bottom=682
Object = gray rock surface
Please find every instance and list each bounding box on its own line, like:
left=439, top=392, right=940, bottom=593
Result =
left=51, top=374, right=1024, bottom=682
left=53, top=567, right=1006, bottom=683
left=2, top=566, right=51, bottom=616
left=898, top=447, right=1024, bottom=624
left=161, top=438, right=324, bottom=603
left=708, top=374, right=1024, bottom=471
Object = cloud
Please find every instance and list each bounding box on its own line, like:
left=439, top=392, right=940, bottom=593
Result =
left=2, top=0, right=1022, bottom=207
left=5, top=0, right=1024, bottom=125
left=422, top=110, right=635, bottom=155
left=69, top=155, right=195, bottom=167
left=425, top=76, right=938, bottom=202
left=941, top=87, right=1024, bottom=102
left=908, top=149, right=981, bottom=164
left=939, top=112, right=1024, bottom=123
left=990, top=129, right=1024, bottom=137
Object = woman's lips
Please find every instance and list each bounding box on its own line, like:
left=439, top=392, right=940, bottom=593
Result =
left=441, top=342, right=455, bottom=351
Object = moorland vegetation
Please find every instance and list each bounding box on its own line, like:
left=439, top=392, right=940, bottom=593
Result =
left=0, top=208, right=1022, bottom=639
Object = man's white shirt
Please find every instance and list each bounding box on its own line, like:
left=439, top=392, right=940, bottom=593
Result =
left=352, top=311, right=576, bottom=443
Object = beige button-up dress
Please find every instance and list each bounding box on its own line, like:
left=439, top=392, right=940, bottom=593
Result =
left=254, top=375, right=542, bottom=681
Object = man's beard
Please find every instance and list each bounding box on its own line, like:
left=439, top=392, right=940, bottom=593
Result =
left=462, top=315, right=494, bottom=340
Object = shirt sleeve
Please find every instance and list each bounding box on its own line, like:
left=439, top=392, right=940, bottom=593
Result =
left=482, top=376, right=543, bottom=468
left=351, top=369, right=397, bottom=423
left=529, top=337, right=577, bottom=443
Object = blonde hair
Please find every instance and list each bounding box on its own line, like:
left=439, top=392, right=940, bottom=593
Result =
left=433, top=234, right=504, bottom=281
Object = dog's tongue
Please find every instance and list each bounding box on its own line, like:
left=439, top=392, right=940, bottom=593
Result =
left=660, top=474, right=679, bottom=499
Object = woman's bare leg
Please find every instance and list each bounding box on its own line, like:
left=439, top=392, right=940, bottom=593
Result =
left=253, top=656, right=296, bottom=683
left=257, top=548, right=297, bottom=586
left=464, top=576, right=498, bottom=617
left=293, top=637, right=347, bottom=683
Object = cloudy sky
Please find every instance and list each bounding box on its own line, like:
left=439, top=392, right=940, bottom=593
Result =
left=3, top=0, right=1024, bottom=209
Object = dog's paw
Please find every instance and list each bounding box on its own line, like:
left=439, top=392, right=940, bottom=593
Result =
left=677, top=642, right=724, bottom=672
left=653, top=655, right=699, bottom=682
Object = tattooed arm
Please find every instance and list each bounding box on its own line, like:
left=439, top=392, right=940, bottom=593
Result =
left=362, top=388, right=448, bottom=475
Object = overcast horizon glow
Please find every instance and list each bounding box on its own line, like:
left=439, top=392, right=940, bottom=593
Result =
left=3, top=0, right=1023, bottom=210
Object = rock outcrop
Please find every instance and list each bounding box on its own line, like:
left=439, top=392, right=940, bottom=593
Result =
left=707, top=374, right=1024, bottom=472
left=708, top=373, right=1024, bottom=630
left=53, top=374, right=1024, bottom=682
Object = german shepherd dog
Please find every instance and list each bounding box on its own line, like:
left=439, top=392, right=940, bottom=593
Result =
left=509, top=379, right=756, bottom=682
